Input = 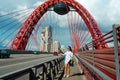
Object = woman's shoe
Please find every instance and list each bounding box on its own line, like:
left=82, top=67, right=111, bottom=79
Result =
left=66, top=75, right=69, bottom=78
left=63, top=74, right=66, bottom=77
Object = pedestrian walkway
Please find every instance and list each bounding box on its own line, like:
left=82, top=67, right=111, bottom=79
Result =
left=55, top=57, right=86, bottom=80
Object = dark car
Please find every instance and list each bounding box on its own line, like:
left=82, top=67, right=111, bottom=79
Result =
left=53, top=52, right=58, bottom=56
left=0, top=49, right=10, bottom=58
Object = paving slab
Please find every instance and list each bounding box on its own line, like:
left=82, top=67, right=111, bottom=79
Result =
left=55, top=57, right=86, bottom=80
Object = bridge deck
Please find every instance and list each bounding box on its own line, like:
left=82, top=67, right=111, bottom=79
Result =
left=55, top=57, right=86, bottom=80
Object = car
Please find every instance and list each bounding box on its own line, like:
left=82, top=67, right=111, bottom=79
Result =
left=0, top=49, right=10, bottom=58
left=53, top=52, right=58, bottom=56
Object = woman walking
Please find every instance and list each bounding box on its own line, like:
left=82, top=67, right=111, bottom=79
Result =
left=63, top=46, right=73, bottom=77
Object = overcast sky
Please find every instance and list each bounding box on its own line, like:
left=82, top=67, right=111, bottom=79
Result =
left=0, top=0, right=120, bottom=33
left=0, top=0, right=119, bottom=48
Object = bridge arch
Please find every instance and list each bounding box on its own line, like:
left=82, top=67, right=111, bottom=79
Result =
left=10, top=0, right=106, bottom=50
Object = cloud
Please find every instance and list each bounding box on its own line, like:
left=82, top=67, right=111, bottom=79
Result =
left=108, top=0, right=120, bottom=23
left=14, top=1, right=45, bottom=22
left=33, top=1, right=44, bottom=7
left=0, top=10, right=8, bottom=15
left=16, top=5, right=28, bottom=10
left=14, top=5, right=35, bottom=22
left=76, top=0, right=120, bottom=32
left=1, top=0, right=120, bottom=31
left=1, top=0, right=119, bottom=49
left=55, top=14, right=69, bottom=28
left=42, top=11, right=69, bottom=28
left=3, top=1, right=44, bottom=23
left=40, top=0, right=120, bottom=32
left=108, top=42, right=114, bottom=47
left=0, top=1, right=44, bottom=23
left=53, top=29, right=72, bottom=46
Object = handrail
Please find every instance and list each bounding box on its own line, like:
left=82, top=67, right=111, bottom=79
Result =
left=75, top=55, right=112, bottom=80
left=0, top=56, right=64, bottom=80
left=81, top=26, right=114, bottom=51
left=78, top=24, right=120, bottom=80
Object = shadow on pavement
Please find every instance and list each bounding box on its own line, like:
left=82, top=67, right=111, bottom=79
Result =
left=70, top=72, right=84, bottom=77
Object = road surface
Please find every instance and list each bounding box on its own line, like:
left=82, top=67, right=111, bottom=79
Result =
left=0, top=54, right=54, bottom=76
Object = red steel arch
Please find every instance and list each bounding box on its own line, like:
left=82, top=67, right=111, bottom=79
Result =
left=10, top=0, right=106, bottom=50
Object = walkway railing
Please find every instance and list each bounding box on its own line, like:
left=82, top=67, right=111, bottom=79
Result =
left=0, top=56, right=64, bottom=80
left=78, top=24, right=120, bottom=80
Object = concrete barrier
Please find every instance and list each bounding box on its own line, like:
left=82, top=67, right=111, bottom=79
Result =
left=0, top=56, right=64, bottom=80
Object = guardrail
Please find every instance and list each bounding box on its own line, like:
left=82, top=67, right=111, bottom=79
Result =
left=78, top=24, right=120, bottom=80
left=0, top=56, right=64, bottom=80
left=75, top=55, right=113, bottom=80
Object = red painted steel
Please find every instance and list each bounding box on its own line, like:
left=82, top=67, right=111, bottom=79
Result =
left=78, top=57, right=103, bottom=80
left=10, top=0, right=105, bottom=50
left=78, top=25, right=120, bottom=80
left=84, top=58, right=116, bottom=79
left=79, top=47, right=120, bottom=80
left=73, top=32, right=80, bottom=54
left=93, top=30, right=113, bottom=48
left=78, top=62, right=94, bottom=80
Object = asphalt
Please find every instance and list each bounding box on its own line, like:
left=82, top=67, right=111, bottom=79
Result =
left=0, top=54, right=86, bottom=80
left=0, top=54, right=53, bottom=67
left=0, top=54, right=54, bottom=76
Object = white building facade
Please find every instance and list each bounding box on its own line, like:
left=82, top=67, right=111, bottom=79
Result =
left=52, top=41, right=61, bottom=53
left=40, top=26, right=52, bottom=52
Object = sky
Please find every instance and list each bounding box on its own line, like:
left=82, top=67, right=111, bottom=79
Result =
left=0, top=0, right=120, bottom=49
left=0, top=0, right=120, bottom=32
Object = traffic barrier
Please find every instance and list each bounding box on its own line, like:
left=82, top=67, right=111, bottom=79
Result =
left=0, top=56, right=64, bottom=80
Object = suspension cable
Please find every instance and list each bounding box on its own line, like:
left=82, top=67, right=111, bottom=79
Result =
left=26, top=35, right=33, bottom=50
left=0, top=9, right=33, bottom=24
left=0, top=15, right=28, bottom=44
left=3, top=14, right=30, bottom=48
left=67, top=12, right=74, bottom=47
left=0, top=12, right=31, bottom=37
left=0, top=7, right=35, bottom=18
left=67, top=11, right=92, bottom=48
left=32, top=13, right=47, bottom=50
left=0, top=10, right=32, bottom=29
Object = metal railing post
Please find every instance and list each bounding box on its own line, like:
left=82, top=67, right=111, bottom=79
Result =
left=92, top=40, right=95, bottom=66
left=43, top=64, right=47, bottom=80
left=52, top=60, right=56, bottom=77
left=29, top=69, right=35, bottom=80
left=50, top=62, right=54, bottom=80
left=56, top=59, right=59, bottom=74
left=54, top=60, right=58, bottom=75
left=113, top=24, right=120, bottom=80
left=58, top=59, right=60, bottom=70
left=59, top=58, right=64, bottom=70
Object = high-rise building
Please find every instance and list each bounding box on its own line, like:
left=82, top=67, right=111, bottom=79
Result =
left=60, top=45, right=67, bottom=53
left=40, top=26, right=52, bottom=52
left=53, top=41, right=61, bottom=52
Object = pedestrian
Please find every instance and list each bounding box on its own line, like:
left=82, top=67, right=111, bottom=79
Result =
left=62, top=46, right=73, bottom=77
